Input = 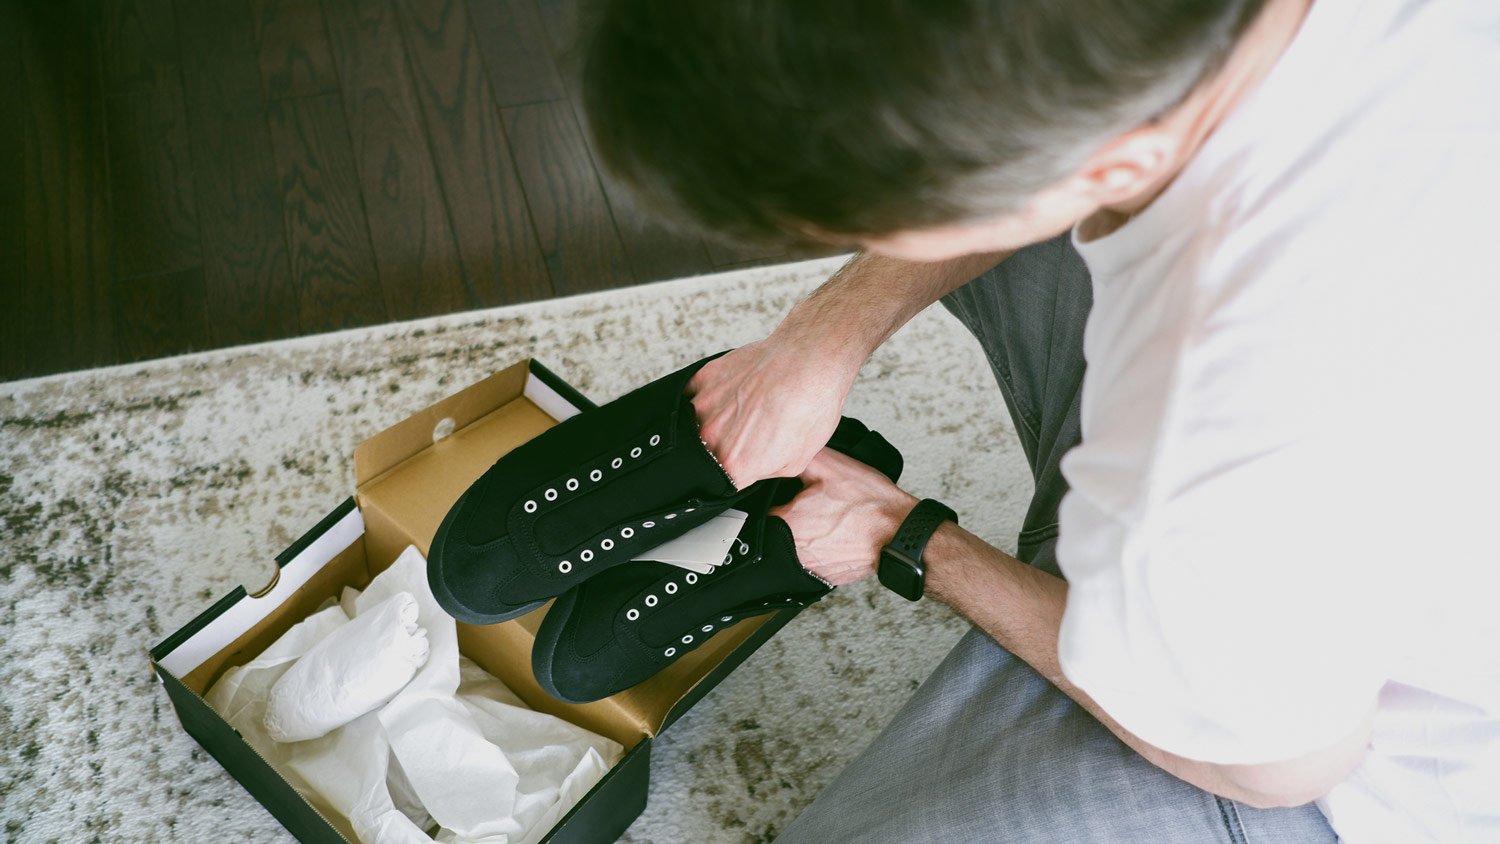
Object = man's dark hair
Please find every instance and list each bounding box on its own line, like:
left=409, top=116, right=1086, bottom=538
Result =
left=578, top=0, right=1269, bottom=245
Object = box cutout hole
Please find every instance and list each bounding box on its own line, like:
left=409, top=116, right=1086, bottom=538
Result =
left=432, top=416, right=457, bottom=443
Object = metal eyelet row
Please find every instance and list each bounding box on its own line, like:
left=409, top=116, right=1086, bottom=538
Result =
left=560, top=500, right=695, bottom=575
left=663, top=622, right=723, bottom=659
left=527, top=430, right=665, bottom=518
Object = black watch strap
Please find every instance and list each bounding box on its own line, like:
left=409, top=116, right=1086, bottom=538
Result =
left=879, top=498, right=957, bottom=601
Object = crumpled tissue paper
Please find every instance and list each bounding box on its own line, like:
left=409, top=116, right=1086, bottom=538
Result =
left=264, top=591, right=430, bottom=742
left=205, top=545, right=623, bottom=844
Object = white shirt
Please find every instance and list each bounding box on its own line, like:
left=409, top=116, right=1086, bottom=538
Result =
left=1056, top=1, right=1500, bottom=841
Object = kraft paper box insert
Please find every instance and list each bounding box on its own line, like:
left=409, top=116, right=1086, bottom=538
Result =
left=149, top=359, right=801, bottom=843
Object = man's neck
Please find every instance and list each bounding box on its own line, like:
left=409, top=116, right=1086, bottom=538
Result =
left=1098, top=0, right=1313, bottom=225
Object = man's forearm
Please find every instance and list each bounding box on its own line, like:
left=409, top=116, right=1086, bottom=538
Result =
left=777, top=250, right=1010, bottom=367
left=922, top=523, right=1370, bottom=809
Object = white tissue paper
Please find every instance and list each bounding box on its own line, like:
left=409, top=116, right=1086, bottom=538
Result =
left=264, top=591, right=430, bottom=742
left=205, top=545, right=624, bottom=844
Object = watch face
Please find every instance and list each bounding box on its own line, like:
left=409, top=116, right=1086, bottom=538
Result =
left=878, top=548, right=924, bottom=601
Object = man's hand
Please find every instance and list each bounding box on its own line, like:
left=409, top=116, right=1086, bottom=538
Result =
left=688, top=338, right=862, bottom=488
left=770, top=448, right=917, bottom=585
left=689, top=250, right=1010, bottom=487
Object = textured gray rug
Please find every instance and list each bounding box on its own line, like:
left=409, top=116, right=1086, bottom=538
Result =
left=0, top=256, right=1031, bottom=844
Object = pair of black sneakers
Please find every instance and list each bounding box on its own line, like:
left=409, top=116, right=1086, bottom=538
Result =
left=428, top=355, right=903, bottom=703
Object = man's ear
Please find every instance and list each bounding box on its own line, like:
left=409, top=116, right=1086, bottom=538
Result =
left=1071, top=129, right=1180, bottom=207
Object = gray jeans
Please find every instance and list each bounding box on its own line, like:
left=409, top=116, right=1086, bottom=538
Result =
left=777, top=235, right=1337, bottom=843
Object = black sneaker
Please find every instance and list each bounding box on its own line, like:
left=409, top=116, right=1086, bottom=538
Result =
left=531, top=424, right=904, bottom=703
left=428, top=353, right=745, bottom=625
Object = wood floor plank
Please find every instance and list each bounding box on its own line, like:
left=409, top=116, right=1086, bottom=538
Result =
left=0, top=0, right=28, bottom=379
left=18, top=1, right=117, bottom=376
left=573, top=107, right=713, bottom=283
left=184, top=108, right=304, bottom=347
left=266, top=93, right=388, bottom=332
left=395, top=0, right=551, bottom=306
left=249, top=0, right=341, bottom=100
left=115, top=267, right=212, bottom=361
left=531, top=0, right=578, bottom=64
left=99, top=0, right=180, bottom=94
left=175, top=0, right=300, bottom=347
left=106, top=87, right=202, bottom=279
left=323, top=0, right=471, bottom=320
left=503, top=100, right=633, bottom=296
left=529, top=1, right=714, bottom=283
left=465, top=0, right=564, bottom=106
left=174, top=0, right=266, bottom=115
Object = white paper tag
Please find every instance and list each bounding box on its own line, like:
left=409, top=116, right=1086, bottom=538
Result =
left=634, top=509, right=748, bottom=572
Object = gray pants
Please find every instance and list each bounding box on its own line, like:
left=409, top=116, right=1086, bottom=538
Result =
left=777, top=236, right=1337, bottom=843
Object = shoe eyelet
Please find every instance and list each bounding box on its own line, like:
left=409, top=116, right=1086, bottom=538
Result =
left=685, top=573, right=698, bottom=584
left=664, top=647, right=676, bottom=657
left=721, top=616, right=732, bottom=622
left=590, top=469, right=602, bottom=482
left=626, top=608, right=640, bottom=621
left=643, top=521, right=655, bottom=528
left=630, top=447, right=642, bottom=458
left=601, top=538, right=615, bottom=551
left=524, top=500, right=538, bottom=513
left=650, top=434, right=661, bottom=446
left=681, top=635, right=693, bottom=644
left=702, top=624, right=713, bottom=632
left=621, top=527, right=634, bottom=539
left=738, top=540, right=749, bottom=555
left=580, top=549, right=594, bottom=562
left=545, top=488, right=558, bottom=501
left=566, top=478, right=579, bottom=491
left=685, top=507, right=696, bottom=514
left=558, top=560, right=573, bottom=574
left=665, top=582, right=678, bottom=594
left=611, top=457, right=623, bottom=469
left=665, top=513, right=676, bottom=520
left=723, top=553, right=733, bottom=565
left=645, top=594, right=658, bottom=607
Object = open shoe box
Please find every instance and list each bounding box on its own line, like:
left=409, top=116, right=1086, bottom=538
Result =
left=149, top=359, right=800, bottom=843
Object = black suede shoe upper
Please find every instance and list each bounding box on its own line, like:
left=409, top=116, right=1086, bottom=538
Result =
left=532, top=421, right=905, bottom=703
left=429, top=354, right=742, bottom=625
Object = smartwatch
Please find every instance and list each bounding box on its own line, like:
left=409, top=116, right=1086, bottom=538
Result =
left=878, top=498, right=957, bottom=601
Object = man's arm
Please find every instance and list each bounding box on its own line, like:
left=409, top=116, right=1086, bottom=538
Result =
left=690, top=249, right=1010, bottom=487
left=775, top=449, right=1375, bottom=809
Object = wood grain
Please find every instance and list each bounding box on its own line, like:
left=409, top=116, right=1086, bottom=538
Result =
left=18, top=1, right=116, bottom=376
left=503, top=100, right=634, bottom=296
left=266, top=93, right=387, bottom=332
left=396, top=0, right=551, bottom=306
left=465, top=0, right=564, bottom=106
left=176, top=0, right=300, bottom=347
left=173, top=0, right=266, bottom=116
left=249, top=0, right=340, bottom=100
left=106, top=87, right=202, bottom=279
left=98, top=0, right=180, bottom=94
left=323, top=0, right=471, bottom=321
left=115, top=267, right=212, bottom=361
left=12, top=0, right=802, bottom=379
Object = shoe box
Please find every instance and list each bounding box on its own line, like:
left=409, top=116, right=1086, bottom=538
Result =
left=148, top=359, right=803, bottom=843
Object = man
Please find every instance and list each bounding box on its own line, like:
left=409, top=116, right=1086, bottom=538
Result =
left=579, top=1, right=1499, bottom=841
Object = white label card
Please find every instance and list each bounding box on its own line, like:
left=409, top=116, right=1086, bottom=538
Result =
left=634, top=509, right=748, bottom=572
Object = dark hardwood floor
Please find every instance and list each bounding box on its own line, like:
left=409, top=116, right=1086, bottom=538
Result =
left=1, top=0, right=829, bottom=381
